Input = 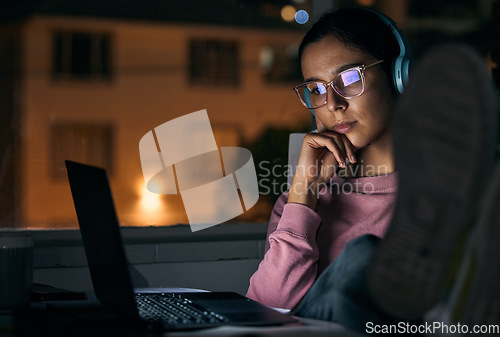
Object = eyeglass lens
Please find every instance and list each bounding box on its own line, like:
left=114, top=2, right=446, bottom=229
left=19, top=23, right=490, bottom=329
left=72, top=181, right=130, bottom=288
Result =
left=299, top=68, right=363, bottom=108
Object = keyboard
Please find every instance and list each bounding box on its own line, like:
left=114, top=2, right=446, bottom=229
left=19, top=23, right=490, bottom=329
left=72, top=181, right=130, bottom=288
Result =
left=135, top=293, right=229, bottom=326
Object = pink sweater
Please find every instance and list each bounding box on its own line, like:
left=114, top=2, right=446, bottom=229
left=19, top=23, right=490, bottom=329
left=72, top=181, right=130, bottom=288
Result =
left=246, top=173, right=398, bottom=310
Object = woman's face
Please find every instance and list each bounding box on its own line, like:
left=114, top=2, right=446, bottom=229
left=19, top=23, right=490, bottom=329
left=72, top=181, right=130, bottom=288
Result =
left=300, top=35, right=395, bottom=151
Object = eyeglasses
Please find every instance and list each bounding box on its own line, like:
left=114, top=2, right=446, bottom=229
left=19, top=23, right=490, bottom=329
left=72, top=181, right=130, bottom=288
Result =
left=293, top=60, right=384, bottom=109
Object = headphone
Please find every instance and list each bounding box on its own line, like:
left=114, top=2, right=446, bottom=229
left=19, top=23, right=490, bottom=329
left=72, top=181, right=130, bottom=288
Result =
left=307, top=9, right=412, bottom=116
left=367, top=9, right=413, bottom=95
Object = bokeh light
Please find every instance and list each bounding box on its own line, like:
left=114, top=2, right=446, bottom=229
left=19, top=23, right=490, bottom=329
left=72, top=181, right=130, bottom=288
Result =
left=295, top=10, right=309, bottom=24
left=281, top=5, right=296, bottom=22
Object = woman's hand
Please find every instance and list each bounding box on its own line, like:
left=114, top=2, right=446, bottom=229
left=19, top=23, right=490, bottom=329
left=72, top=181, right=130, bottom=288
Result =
left=287, top=131, right=357, bottom=209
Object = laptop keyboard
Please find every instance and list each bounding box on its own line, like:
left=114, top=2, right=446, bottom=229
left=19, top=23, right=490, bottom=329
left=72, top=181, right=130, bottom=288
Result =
left=135, top=293, right=229, bottom=326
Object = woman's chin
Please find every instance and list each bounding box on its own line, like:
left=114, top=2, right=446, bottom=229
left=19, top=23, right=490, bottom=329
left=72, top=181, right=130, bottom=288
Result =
left=345, top=136, right=364, bottom=153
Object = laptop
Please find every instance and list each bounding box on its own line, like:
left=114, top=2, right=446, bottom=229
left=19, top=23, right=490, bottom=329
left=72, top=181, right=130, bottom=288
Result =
left=64, top=160, right=296, bottom=331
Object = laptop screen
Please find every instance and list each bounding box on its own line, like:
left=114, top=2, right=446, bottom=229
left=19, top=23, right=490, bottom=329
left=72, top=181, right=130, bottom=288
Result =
left=65, top=160, right=139, bottom=319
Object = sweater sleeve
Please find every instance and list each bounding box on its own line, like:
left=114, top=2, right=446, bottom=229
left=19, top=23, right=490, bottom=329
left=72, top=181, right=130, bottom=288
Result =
left=246, top=194, right=322, bottom=309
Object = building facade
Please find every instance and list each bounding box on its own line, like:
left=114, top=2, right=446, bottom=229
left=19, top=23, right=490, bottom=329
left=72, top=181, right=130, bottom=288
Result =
left=0, top=12, right=309, bottom=229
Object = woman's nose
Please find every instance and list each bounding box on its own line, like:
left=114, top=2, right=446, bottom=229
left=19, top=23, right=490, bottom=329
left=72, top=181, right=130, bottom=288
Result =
left=326, top=85, right=347, bottom=112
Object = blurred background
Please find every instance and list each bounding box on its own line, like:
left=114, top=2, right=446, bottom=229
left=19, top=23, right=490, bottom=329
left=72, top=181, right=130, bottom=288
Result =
left=1, top=0, right=499, bottom=229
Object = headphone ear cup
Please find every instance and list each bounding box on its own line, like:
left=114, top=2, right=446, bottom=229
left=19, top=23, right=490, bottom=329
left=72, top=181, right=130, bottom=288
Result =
left=364, top=9, right=413, bottom=94
left=392, top=32, right=413, bottom=94
left=400, top=56, right=412, bottom=92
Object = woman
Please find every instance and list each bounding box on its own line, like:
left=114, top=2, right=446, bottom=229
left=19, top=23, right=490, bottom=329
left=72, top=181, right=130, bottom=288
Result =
left=246, top=7, right=407, bottom=310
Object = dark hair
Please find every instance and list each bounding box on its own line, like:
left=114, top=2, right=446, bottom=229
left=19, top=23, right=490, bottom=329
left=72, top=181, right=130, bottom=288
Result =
left=298, top=7, right=402, bottom=93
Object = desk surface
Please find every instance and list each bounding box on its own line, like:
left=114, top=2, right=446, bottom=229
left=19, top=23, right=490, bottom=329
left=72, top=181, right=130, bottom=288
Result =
left=164, top=318, right=362, bottom=336
left=2, top=312, right=362, bottom=337
left=1, top=288, right=364, bottom=337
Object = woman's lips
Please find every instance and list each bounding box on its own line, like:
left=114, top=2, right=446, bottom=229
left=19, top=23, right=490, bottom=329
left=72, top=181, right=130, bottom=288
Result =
left=333, top=121, right=357, bottom=134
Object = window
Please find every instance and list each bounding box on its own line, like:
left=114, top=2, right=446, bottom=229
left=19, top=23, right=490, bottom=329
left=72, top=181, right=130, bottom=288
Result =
left=53, top=31, right=112, bottom=80
left=260, top=44, right=301, bottom=83
left=50, top=123, right=114, bottom=179
left=189, top=39, right=239, bottom=86
left=1, top=10, right=311, bottom=230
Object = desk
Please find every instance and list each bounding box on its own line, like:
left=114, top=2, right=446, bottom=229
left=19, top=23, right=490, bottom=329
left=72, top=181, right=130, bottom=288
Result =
left=1, top=289, right=364, bottom=337
left=3, top=312, right=362, bottom=337
left=164, top=318, right=362, bottom=336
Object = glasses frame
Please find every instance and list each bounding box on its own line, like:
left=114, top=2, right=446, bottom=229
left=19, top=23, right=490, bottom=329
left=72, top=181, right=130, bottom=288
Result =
left=293, top=59, right=384, bottom=109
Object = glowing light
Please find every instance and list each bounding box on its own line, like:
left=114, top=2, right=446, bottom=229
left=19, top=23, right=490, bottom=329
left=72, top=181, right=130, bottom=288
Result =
left=356, top=0, right=376, bottom=6
left=295, top=10, right=309, bottom=24
left=132, top=179, right=185, bottom=226
left=139, top=182, right=162, bottom=211
left=281, top=5, right=296, bottom=22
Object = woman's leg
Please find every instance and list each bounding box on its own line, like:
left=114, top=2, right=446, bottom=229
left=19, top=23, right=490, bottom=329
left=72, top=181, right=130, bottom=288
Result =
left=295, top=235, right=402, bottom=334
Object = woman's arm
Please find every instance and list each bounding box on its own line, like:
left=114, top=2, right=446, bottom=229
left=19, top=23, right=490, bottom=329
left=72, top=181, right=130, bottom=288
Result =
left=246, top=194, right=322, bottom=309
left=247, top=131, right=355, bottom=309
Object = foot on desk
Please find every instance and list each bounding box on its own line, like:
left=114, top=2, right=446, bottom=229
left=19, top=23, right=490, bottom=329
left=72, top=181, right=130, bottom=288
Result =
left=367, top=43, right=498, bottom=321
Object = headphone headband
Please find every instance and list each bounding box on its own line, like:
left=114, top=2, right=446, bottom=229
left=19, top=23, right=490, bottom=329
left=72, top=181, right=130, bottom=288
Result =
left=366, top=9, right=413, bottom=94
